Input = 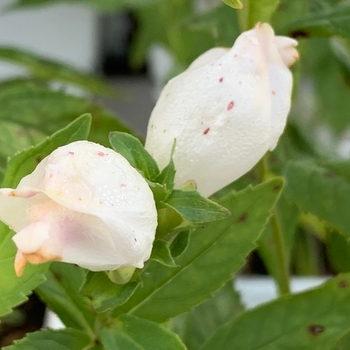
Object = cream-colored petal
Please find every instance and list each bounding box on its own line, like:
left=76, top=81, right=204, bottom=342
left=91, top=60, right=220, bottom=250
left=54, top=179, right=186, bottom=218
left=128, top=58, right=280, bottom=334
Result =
left=275, top=36, right=299, bottom=67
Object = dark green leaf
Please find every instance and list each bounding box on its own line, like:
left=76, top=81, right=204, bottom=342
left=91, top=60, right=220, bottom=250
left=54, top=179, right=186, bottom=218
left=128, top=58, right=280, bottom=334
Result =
left=0, top=82, right=132, bottom=166
left=172, top=282, right=244, bottom=350
left=326, top=231, right=350, bottom=273
left=150, top=240, right=177, bottom=267
left=112, top=178, right=282, bottom=322
left=101, top=314, right=186, bottom=350
left=109, top=132, right=159, bottom=180
left=35, top=263, right=94, bottom=334
left=280, top=5, right=350, bottom=38
left=200, top=274, right=350, bottom=350
left=0, top=115, right=91, bottom=317
left=3, top=328, right=91, bottom=350
left=164, top=190, right=231, bottom=224
left=170, top=231, right=190, bottom=258
left=80, top=271, right=139, bottom=313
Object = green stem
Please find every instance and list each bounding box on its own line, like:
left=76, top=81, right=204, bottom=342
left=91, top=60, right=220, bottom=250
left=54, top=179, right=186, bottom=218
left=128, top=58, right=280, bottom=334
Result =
left=270, top=209, right=291, bottom=295
left=259, top=154, right=291, bottom=295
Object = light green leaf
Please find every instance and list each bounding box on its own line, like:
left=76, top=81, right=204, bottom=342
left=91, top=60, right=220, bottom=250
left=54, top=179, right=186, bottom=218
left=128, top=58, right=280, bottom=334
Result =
left=222, top=0, right=242, bottom=9
left=150, top=240, right=177, bottom=267
left=0, top=47, right=116, bottom=95
left=112, top=178, right=282, bottom=322
left=101, top=314, right=186, bottom=350
left=238, top=0, right=279, bottom=31
left=0, top=115, right=91, bottom=317
left=163, top=189, right=231, bottom=224
left=172, top=281, right=244, bottom=350
left=109, top=132, right=159, bottom=181
left=80, top=271, right=139, bottom=313
left=200, top=274, right=350, bottom=350
left=35, top=263, right=94, bottom=335
left=284, top=160, right=350, bottom=238
left=155, top=205, right=184, bottom=239
left=3, top=328, right=91, bottom=350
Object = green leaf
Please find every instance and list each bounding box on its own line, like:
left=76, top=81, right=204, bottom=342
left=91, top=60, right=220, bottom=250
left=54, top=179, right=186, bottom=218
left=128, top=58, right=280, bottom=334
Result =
left=155, top=205, right=184, bottom=239
left=150, top=240, right=177, bottom=267
left=0, top=115, right=91, bottom=317
left=155, top=140, right=176, bottom=191
left=238, top=0, right=279, bottom=31
left=172, top=281, right=244, bottom=350
left=10, top=0, right=161, bottom=12
left=112, top=178, right=282, bottom=322
left=0, top=47, right=116, bottom=95
left=35, top=263, right=94, bottom=334
left=334, top=330, right=350, bottom=350
left=0, top=82, right=132, bottom=169
left=80, top=271, right=139, bottom=313
left=3, top=328, right=91, bottom=350
left=148, top=182, right=169, bottom=203
left=284, top=160, right=350, bottom=238
left=326, top=231, right=350, bottom=273
left=101, top=314, right=186, bottom=350
left=163, top=189, right=231, bottom=224
left=279, top=4, right=350, bottom=38
left=200, top=274, right=350, bottom=350
left=109, top=132, right=159, bottom=180
left=222, top=0, right=242, bottom=9
left=170, top=230, right=190, bottom=258
left=257, top=192, right=299, bottom=286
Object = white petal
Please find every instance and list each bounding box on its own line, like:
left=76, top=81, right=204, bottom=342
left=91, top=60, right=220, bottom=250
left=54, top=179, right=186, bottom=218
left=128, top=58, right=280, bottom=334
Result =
left=245, top=23, right=296, bottom=150
left=0, top=141, right=158, bottom=274
left=145, top=27, right=272, bottom=196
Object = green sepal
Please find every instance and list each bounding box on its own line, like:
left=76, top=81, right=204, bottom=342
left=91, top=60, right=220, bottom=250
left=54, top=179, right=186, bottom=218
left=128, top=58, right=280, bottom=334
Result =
left=163, top=189, right=231, bottom=224
left=80, top=271, right=139, bottom=313
left=150, top=240, right=177, bottom=267
left=109, top=131, right=159, bottom=181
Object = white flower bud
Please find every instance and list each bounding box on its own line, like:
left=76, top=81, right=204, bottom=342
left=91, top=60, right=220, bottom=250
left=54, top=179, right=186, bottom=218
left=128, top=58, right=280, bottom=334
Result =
left=145, top=23, right=298, bottom=197
left=0, top=141, right=157, bottom=276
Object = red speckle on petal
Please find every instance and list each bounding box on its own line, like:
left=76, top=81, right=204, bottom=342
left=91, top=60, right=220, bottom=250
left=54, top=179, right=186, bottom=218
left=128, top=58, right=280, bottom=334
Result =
left=272, top=90, right=276, bottom=95
left=233, top=54, right=238, bottom=58
left=238, top=81, right=242, bottom=85
left=68, top=151, right=74, bottom=155
left=219, top=77, right=224, bottom=83
left=120, top=183, right=127, bottom=188
left=203, top=127, right=210, bottom=135
left=227, top=101, right=234, bottom=111
left=97, top=151, right=105, bottom=157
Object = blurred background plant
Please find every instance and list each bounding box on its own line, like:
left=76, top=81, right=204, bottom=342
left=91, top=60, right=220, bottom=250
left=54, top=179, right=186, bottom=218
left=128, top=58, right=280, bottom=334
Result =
left=2, top=0, right=350, bottom=347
